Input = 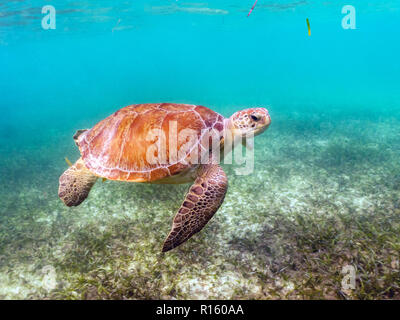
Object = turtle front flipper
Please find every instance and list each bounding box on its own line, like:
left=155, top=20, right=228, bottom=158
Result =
left=58, top=157, right=98, bottom=207
left=162, top=164, right=228, bottom=252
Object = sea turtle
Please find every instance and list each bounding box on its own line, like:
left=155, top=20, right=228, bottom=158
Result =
left=58, top=103, right=271, bottom=252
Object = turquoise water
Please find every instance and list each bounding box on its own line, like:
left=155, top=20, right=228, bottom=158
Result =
left=0, top=1, right=400, bottom=299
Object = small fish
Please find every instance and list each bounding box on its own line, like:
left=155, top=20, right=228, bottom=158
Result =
left=247, top=0, right=258, bottom=17
left=112, top=18, right=121, bottom=33
left=65, top=157, right=72, bottom=167
left=306, top=18, right=311, bottom=36
left=102, top=178, right=107, bottom=182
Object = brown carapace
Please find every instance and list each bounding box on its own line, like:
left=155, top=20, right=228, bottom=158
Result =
left=58, top=103, right=271, bottom=251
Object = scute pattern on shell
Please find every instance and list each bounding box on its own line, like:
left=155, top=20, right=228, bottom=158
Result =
left=77, top=103, right=225, bottom=182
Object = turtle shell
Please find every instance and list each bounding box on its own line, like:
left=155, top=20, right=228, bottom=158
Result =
left=77, top=103, right=225, bottom=182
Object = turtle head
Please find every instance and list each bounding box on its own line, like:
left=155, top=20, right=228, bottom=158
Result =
left=228, top=107, right=271, bottom=137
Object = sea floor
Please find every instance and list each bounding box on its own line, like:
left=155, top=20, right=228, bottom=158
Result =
left=1, top=107, right=400, bottom=299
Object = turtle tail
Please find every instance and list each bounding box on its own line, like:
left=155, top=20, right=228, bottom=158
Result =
left=58, top=157, right=98, bottom=207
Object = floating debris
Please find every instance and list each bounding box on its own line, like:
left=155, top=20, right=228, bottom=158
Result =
left=64, top=157, right=72, bottom=167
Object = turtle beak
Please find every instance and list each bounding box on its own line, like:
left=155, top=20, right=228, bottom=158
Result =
left=265, top=110, right=271, bottom=127
left=253, top=108, right=271, bottom=136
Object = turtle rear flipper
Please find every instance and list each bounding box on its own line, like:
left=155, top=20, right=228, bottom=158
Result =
left=58, top=158, right=98, bottom=207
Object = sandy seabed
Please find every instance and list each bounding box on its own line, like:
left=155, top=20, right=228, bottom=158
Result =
left=0, top=109, right=399, bottom=299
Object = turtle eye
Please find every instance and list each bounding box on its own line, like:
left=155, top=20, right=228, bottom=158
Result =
left=251, top=114, right=260, bottom=121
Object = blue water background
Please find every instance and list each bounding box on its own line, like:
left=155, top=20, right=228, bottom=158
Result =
left=0, top=0, right=399, bottom=181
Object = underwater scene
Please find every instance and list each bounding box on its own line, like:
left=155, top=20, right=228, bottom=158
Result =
left=0, top=0, right=400, bottom=300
